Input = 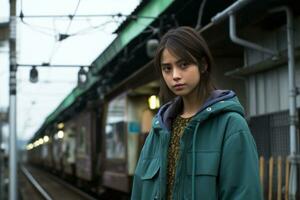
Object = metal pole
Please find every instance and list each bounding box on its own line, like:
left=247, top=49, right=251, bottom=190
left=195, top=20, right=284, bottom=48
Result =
left=229, top=14, right=277, bottom=56
left=9, top=0, right=17, bottom=199
left=0, top=121, right=3, bottom=200
left=285, top=7, right=298, bottom=200
left=211, top=0, right=252, bottom=24
left=270, top=6, right=298, bottom=199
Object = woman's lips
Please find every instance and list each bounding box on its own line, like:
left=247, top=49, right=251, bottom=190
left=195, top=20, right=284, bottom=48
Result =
left=173, top=84, right=186, bottom=90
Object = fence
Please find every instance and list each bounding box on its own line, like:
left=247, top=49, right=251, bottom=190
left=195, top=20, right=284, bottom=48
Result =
left=249, top=110, right=300, bottom=199
left=259, top=156, right=290, bottom=200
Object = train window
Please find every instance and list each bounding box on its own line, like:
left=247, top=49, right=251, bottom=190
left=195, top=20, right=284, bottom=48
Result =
left=63, top=126, right=76, bottom=163
left=105, top=95, right=126, bottom=159
left=78, top=125, right=87, bottom=155
left=41, top=145, right=48, bottom=159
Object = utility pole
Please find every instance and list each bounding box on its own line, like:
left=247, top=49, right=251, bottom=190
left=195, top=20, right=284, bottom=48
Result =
left=0, top=120, right=3, bottom=200
left=0, top=109, right=8, bottom=200
left=9, top=0, right=17, bottom=199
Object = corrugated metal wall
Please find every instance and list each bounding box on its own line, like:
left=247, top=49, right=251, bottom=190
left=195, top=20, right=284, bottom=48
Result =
left=245, top=16, right=300, bottom=116
left=247, top=61, right=300, bottom=116
left=247, top=64, right=293, bottom=116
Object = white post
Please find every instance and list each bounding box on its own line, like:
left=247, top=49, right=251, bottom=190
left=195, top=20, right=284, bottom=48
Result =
left=0, top=121, right=3, bottom=200
left=9, top=0, right=17, bottom=199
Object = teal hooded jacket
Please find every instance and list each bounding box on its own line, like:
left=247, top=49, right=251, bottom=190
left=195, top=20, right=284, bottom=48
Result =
left=131, top=90, right=263, bottom=200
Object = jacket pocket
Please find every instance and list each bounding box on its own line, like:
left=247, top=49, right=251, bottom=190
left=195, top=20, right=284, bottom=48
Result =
left=141, top=158, right=160, bottom=180
left=135, top=158, right=160, bottom=200
left=184, top=151, right=220, bottom=200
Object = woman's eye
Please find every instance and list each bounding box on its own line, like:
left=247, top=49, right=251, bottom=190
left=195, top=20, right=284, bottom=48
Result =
left=162, top=66, right=171, bottom=73
left=180, top=62, right=189, bottom=69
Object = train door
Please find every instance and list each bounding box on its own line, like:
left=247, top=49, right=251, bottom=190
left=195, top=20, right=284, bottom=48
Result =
left=75, top=109, right=96, bottom=183
left=102, top=81, right=159, bottom=193
left=103, top=94, right=128, bottom=192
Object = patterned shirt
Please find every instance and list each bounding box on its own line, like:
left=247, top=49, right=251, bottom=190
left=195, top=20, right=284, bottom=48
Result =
left=167, top=115, right=192, bottom=200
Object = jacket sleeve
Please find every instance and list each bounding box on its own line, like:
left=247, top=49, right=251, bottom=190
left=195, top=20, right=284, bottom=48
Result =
left=131, top=135, right=147, bottom=200
left=130, top=128, right=155, bottom=200
left=218, top=128, right=263, bottom=200
left=131, top=163, right=142, bottom=200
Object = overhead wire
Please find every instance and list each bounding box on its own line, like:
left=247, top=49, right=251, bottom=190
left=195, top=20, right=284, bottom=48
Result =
left=18, top=11, right=151, bottom=38
left=83, top=18, right=110, bottom=35
left=17, top=0, right=157, bottom=65
left=18, top=13, right=157, bottom=19
left=20, top=19, right=55, bottom=37
left=70, top=19, right=116, bottom=36
left=52, top=18, right=58, bottom=35
left=47, top=40, right=61, bottom=64
left=64, top=0, right=81, bottom=34
left=48, top=0, right=81, bottom=63
left=19, top=0, right=55, bottom=37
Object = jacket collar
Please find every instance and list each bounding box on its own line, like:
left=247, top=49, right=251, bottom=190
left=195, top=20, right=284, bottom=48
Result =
left=155, top=90, right=242, bottom=132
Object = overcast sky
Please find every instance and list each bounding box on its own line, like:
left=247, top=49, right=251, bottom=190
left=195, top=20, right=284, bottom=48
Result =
left=0, top=0, right=140, bottom=144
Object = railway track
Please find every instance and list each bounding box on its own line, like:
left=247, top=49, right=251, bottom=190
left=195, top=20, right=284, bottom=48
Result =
left=20, top=166, right=98, bottom=200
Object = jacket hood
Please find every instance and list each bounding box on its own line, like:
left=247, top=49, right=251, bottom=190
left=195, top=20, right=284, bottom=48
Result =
left=155, top=90, right=244, bottom=131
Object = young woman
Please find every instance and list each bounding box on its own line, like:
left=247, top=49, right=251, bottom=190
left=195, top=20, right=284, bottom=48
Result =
left=131, top=27, right=262, bottom=200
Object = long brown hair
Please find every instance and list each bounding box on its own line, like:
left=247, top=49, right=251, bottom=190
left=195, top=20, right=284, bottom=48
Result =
left=154, top=26, right=216, bottom=104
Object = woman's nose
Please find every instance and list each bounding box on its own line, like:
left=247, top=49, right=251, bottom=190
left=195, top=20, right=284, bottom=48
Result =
left=172, top=68, right=181, bottom=81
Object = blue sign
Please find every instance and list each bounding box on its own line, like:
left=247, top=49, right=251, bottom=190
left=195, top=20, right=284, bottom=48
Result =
left=128, top=121, right=140, bottom=134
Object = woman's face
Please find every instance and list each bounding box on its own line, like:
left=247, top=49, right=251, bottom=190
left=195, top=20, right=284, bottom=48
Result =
left=161, top=48, right=200, bottom=98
